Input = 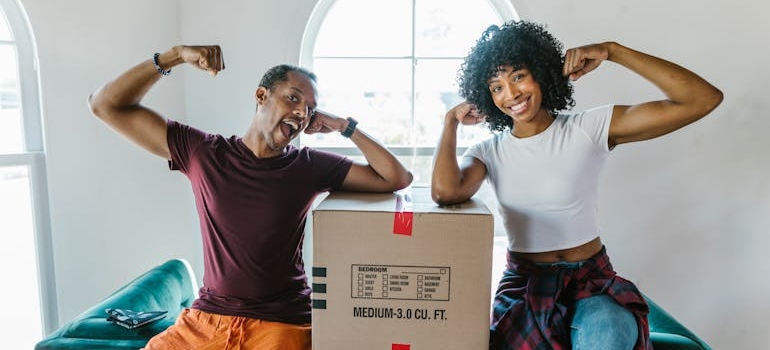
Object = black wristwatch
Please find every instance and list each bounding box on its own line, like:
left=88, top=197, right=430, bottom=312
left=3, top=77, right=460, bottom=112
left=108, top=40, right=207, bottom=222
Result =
left=341, top=117, right=358, bottom=138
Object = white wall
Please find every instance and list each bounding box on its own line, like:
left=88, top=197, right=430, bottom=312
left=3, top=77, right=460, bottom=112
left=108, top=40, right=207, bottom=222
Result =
left=20, top=0, right=201, bottom=331
left=21, top=0, right=768, bottom=349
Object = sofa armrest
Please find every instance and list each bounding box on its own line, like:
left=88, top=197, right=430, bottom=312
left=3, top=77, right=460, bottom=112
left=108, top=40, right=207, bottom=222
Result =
left=36, top=259, right=198, bottom=350
left=645, top=295, right=712, bottom=350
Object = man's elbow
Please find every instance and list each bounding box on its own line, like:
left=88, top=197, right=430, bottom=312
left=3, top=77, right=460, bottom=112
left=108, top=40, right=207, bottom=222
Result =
left=87, top=92, right=107, bottom=120
left=388, top=171, right=413, bottom=192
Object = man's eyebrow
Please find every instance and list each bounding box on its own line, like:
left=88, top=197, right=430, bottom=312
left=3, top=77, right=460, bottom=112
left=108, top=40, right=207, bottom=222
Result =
left=289, top=86, right=304, bottom=95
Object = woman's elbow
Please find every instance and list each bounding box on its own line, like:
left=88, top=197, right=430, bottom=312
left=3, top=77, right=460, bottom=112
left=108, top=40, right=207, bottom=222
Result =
left=431, top=186, right=468, bottom=206
left=705, top=87, right=724, bottom=113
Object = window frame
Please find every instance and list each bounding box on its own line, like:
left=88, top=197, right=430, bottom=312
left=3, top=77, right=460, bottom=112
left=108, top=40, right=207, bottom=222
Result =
left=0, top=0, right=58, bottom=335
left=298, top=0, right=518, bottom=159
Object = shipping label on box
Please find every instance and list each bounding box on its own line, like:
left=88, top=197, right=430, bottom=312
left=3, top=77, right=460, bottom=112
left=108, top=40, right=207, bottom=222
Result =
left=311, top=186, right=494, bottom=350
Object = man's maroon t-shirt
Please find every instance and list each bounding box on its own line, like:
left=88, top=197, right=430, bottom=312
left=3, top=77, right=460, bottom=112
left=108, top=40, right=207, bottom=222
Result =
left=167, top=120, right=353, bottom=324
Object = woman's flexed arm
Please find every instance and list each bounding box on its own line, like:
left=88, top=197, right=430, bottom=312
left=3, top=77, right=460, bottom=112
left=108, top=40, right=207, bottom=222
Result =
left=563, top=42, right=723, bottom=148
left=431, top=102, right=488, bottom=206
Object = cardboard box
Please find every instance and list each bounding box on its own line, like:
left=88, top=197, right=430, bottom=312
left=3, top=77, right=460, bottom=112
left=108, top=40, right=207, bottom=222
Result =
left=311, top=186, right=494, bottom=350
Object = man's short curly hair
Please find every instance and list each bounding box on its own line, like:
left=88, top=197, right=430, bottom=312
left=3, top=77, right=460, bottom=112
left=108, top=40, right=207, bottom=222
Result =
left=259, top=64, right=317, bottom=91
left=458, top=21, right=575, bottom=132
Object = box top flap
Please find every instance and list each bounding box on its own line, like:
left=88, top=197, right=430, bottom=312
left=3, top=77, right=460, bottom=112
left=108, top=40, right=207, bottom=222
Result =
left=314, top=186, right=490, bottom=215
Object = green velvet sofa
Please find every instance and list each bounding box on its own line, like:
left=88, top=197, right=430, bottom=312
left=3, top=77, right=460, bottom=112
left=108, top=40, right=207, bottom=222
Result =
left=35, top=259, right=198, bottom=350
left=646, top=296, right=713, bottom=349
left=35, top=258, right=711, bottom=349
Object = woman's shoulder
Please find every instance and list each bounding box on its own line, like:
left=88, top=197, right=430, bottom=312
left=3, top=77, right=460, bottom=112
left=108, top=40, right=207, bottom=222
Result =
left=471, top=131, right=505, bottom=149
left=558, top=104, right=614, bottom=120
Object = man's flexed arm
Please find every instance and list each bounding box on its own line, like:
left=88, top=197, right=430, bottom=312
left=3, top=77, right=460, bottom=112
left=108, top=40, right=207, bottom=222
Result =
left=88, top=45, right=225, bottom=159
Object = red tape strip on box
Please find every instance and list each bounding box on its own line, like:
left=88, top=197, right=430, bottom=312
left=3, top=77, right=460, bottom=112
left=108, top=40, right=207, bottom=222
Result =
left=393, top=211, right=413, bottom=235
left=392, top=344, right=411, bottom=350
left=393, top=193, right=413, bottom=236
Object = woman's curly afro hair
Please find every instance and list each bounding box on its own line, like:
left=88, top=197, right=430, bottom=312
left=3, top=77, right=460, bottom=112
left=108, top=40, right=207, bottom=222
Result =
left=458, top=21, right=575, bottom=132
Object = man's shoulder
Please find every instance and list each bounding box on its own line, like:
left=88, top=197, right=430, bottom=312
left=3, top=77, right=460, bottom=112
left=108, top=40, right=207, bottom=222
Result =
left=168, top=119, right=222, bottom=139
left=301, top=146, right=353, bottom=172
left=302, top=145, right=346, bottom=159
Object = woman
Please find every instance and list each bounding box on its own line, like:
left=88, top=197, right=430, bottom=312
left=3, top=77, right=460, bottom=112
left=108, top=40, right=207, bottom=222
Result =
left=431, top=21, right=722, bottom=350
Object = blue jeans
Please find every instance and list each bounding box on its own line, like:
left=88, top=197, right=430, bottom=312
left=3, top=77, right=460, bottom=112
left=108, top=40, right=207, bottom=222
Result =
left=570, top=294, right=639, bottom=349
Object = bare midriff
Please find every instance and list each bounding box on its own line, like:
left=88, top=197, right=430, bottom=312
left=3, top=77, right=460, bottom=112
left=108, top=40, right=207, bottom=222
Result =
left=511, top=237, right=604, bottom=263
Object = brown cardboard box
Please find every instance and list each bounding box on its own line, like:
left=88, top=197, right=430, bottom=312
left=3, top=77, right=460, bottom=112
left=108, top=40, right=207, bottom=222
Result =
left=311, top=186, right=494, bottom=350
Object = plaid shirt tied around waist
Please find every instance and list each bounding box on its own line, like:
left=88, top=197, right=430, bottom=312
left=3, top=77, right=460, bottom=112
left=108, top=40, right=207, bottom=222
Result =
left=490, top=246, right=653, bottom=350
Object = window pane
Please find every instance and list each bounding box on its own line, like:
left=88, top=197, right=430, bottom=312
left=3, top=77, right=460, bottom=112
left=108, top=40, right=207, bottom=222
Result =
left=402, top=154, right=433, bottom=186
left=350, top=154, right=434, bottom=185
left=415, top=58, right=492, bottom=147
left=0, top=9, right=12, bottom=41
left=314, top=0, right=412, bottom=57
left=415, top=0, right=501, bottom=57
left=0, top=166, right=43, bottom=348
left=304, top=58, right=412, bottom=147
left=0, top=44, right=23, bottom=154
left=307, top=0, right=503, bottom=153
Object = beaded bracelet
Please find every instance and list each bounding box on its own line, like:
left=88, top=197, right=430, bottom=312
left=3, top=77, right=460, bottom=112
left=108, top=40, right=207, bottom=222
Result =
left=152, top=53, right=171, bottom=76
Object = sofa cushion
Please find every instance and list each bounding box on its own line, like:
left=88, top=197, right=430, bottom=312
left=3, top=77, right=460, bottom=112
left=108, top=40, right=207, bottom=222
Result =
left=650, top=333, right=705, bottom=350
left=61, top=317, right=173, bottom=340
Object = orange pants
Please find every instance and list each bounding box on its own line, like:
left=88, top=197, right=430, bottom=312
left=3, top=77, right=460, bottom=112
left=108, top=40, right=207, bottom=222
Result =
left=142, top=308, right=311, bottom=350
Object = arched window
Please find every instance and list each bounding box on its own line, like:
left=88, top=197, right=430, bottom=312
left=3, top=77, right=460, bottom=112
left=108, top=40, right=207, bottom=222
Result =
left=0, top=0, right=56, bottom=345
left=300, top=0, right=517, bottom=184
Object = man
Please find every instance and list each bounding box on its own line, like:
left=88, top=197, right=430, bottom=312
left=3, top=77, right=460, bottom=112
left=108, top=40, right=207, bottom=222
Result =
left=88, top=45, right=412, bottom=349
